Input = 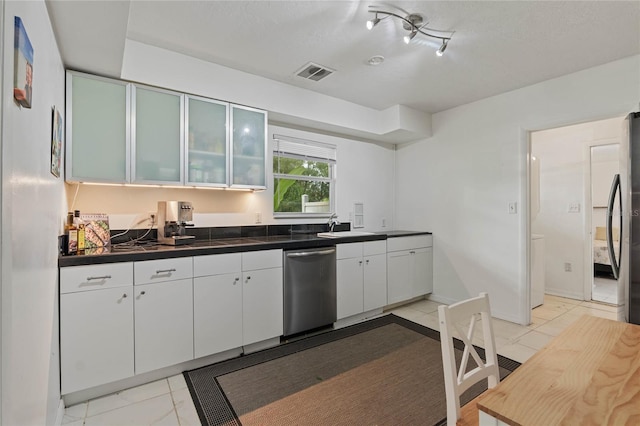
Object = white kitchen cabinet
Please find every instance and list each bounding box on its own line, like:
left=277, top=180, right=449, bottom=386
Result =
left=60, top=287, right=134, bottom=394
left=60, top=263, right=134, bottom=394
left=66, top=71, right=268, bottom=189
left=193, top=253, right=243, bottom=358
left=241, top=250, right=283, bottom=345
left=132, top=85, right=184, bottom=184
left=134, top=257, right=192, bottom=285
left=65, top=71, right=130, bottom=183
left=337, top=255, right=364, bottom=319
left=230, top=105, right=267, bottom=189
left=364, top=253, right=388, bottom=311
left=185, top=96, right=229, bottom=186
left=134, top=278, right=194, bottom=374
left=337, top=241, right=387, bottom=320
left=387, top=235, right=433, bottom=305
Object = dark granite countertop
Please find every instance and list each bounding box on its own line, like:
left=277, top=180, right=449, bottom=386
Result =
left=59, top=230, right=431, bottom=267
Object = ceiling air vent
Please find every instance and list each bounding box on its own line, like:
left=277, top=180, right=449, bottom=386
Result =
left=295, top=62, right=335, bottom=82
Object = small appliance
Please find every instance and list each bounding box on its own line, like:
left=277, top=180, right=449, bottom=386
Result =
left=157, top=201, right=195, bottom=245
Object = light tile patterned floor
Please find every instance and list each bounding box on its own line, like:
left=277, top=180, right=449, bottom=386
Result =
left=592, top=276, right=618, bottom=304
left=63, top=294, right=624, bottom=425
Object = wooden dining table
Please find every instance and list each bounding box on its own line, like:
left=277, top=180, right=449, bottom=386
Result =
left=477, top=315, right=640, bottom=425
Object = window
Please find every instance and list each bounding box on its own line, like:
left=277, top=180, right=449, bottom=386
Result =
left=273, top=135, right=336, bottom=216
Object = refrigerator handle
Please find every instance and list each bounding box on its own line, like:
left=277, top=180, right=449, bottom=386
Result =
left=606, top=174, right=621, bottom=279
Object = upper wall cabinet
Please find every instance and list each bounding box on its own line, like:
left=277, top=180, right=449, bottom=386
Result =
left=231, top=105, right=267, bottom=189
left=186, top=96, right=229, bottom=187
left=132, top=85, right=184, bottom=184
left=66, top=72, right=130, bottom=183
left=65, top=71, right=267, bottom=190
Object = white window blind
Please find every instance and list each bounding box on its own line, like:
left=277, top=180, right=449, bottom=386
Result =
left=273, top=134, right=336, bottom=163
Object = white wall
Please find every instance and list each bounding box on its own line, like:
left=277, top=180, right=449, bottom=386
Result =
left=531, top=118, right=623, bottom=300
left=1, top=1, right=66, bottom=424
left=395, top=55, right=640, bottom=324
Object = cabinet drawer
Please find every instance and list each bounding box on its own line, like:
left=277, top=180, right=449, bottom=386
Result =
left=193, top=253, right=241, bottom=277
left=60, top=262, right=133, bottom=294
left=363, top=240, right=387, bottom=256
left=134, top=257, right=193, bottom=284
left=242, top=249, right=282, bottom=271
left=337, top=242, right=362, bottom=260
left=386, top=235, right=432, bottom=252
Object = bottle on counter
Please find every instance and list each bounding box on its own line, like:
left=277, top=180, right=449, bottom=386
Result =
left=66, top=212, right=78, bottom=255
left=74, top=210, right=85, bottom=254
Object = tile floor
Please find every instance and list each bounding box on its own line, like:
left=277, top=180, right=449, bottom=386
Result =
left=62, top=294, right=624, bottom=426
left=592, top=276, right=618, bottom=304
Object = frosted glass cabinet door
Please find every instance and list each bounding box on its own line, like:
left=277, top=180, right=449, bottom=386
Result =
left=186, top=96, right=228, bottom=186
left=231, top=105, right=267, bottom=188
left=133, top=86, right=183, bottom=183
left=66, top=72, right=129, bottom=182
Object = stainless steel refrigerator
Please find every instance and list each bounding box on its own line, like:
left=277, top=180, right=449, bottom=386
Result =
left=613, top=112, right=640, bottom=324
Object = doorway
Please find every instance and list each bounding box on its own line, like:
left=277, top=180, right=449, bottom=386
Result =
left=589, top=144, right=620, bottom=304
left=529, top=117, right=625, bottom=314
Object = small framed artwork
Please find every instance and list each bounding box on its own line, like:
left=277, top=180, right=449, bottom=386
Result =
left=13, top=17, right=34, bottom=109
left=51, top=107, right=63, bottom=177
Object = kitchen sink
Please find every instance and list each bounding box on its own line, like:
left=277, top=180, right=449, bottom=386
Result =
left=317, top=231, right=375, bottom=238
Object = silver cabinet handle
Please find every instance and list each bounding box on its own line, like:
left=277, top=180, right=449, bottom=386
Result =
left=122, top=293, right=127, bottom=298
left=358, top=260, right=363, bottom=265
left=87, top=275, right=111, bottom=281
left=246, top=276, right=251, bottom=281
left=409, top=251, right=416, bottom=254
left=366, top=259, right=370, bottom=264
left=234, top=277, right=240, bottom=285
left=156, top=268, right=176, bottom=274
left=140, top=291, right=146, bottom=295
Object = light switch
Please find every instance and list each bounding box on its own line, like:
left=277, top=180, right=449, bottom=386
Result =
left=508, top=202, right=517, bottom=214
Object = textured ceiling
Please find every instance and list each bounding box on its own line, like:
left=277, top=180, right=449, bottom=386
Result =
left=47, top=1, right=640, bottom=114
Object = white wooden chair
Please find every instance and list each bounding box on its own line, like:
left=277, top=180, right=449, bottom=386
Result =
left=438, top=292, right=500, bottom=426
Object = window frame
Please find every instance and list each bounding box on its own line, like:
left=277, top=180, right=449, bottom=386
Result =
left=272, top=135, right=336, bottom=218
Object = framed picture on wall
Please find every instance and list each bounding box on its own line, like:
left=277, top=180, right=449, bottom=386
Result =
left=51, top=107, right=63, bottom=177
left=13, top=17, right=34, bottom=109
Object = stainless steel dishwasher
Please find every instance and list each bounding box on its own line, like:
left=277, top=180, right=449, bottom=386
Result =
left=283, top=246, right=337, bottom=336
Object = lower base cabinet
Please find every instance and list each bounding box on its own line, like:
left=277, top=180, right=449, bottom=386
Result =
left=194, top=272, right=243, bottom=358
left=60, top=286, right=134, bottom=395
left=337, top=241, right=387, bottom=320
left=242, top=250, right=283, bottom=345
left=193, top=250, right=283, bottom=356
left=387, top=236, right=433, bottom=305
left=134, top=279, right=194, bottom=374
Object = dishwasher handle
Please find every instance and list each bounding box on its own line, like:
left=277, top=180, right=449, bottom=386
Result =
left=286, top=248, right=336, bottom=258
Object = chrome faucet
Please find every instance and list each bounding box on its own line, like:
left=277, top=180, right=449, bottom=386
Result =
left=327, top=213, right=340, bottom=232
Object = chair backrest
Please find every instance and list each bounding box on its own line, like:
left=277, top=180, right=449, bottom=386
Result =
left=438, top=292, right=500, bottom=426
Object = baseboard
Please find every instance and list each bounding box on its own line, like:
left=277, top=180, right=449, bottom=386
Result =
left=54, top=399, right=65, bottom=426
left=544, top=288, right=584, bottom=301
left=426, top=293, right=457, bottom=305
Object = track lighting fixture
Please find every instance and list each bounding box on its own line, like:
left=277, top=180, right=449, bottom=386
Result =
left=366, top=6, right=454, bottom=56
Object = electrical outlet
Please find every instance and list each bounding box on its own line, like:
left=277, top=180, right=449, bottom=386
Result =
left=564, top=262, right=572, bottom=272
left=148, top=212, right=156, bottom=225
left=568, top=202, right=581, bottom=213
left=382, top=218, right=387, bottom=228
left=255, top=212, right=262, bottom=224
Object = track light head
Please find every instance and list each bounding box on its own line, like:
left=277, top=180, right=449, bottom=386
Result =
left=436, top=39, right=449, bottom=56
left=403, top=30, right=417, bottom=44
left=366, top=14, right=380, bottom=30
